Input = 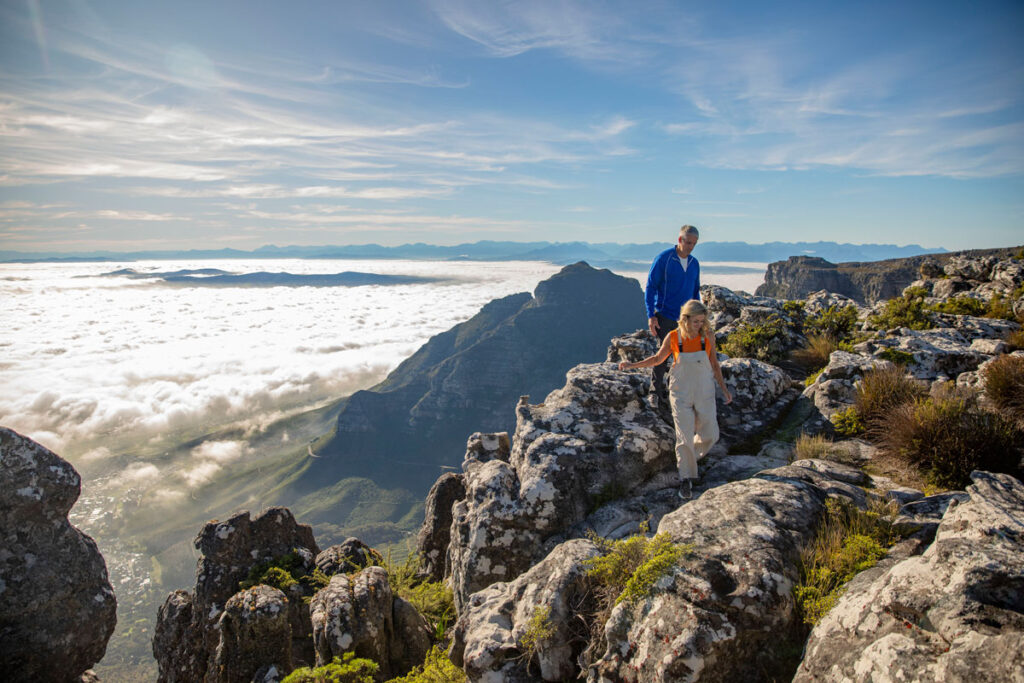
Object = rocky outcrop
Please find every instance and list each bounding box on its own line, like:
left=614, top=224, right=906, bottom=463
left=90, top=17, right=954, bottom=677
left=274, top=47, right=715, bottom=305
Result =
left=416, top=472, right=467, bottom=582
left=757, top=246, right=1023, bottom=303
left=0, top=428, right=117, bottom=682
left=153, top=507, right=432, bottom=682
left=292, top=262, right=648, bottom=493
left=153, top=508, right=320, bottom=681
left=795, top=471, right=1024, bottom=682
left=447, top=362, right=677, bottom=611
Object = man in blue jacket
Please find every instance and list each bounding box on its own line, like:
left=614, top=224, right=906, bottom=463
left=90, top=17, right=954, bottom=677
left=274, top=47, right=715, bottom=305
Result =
left=645, top=224, right=702, bottom=403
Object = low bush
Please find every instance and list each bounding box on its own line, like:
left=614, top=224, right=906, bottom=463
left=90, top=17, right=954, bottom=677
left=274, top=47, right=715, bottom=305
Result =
left=830, top=406, right=864, bottom=437
left=385, top=645, right=467, bottom=683
left=930, top=293, right=1018, bottom=321
left=793, top=499, right=898, bottom=626
left=856, top=365, right=927, bottom=431
left=868, top=289, right=933, bottom=331
left=876, top=394, right=1022, bottom=489
left=1006, top=329, right=1024, bottom=351
left=720, top=315, right=789, bottom=363
left=876, top=348, right=914, bottom=366
left=804, top=367, right=825, bottom=387
left=804, top=305, right=859, bottom=342
left=929, top=296, right=986, bottom=317
left=239, top=550, right=330, bottom=597
left=983, top=354, right=1024, bottom=422
left=283, top=653, right=378, bottom=683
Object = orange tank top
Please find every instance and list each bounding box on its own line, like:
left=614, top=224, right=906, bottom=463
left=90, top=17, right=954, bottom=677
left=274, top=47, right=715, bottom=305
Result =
left=669, top=330, right=714, bottom=362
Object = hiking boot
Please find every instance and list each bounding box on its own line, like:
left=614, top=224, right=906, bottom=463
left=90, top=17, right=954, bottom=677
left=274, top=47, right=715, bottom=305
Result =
left=677, top=479, right=692, bottom=500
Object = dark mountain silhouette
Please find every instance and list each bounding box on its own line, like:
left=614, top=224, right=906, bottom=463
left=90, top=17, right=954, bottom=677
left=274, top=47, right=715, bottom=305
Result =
left=286, top=262, right=647, bottom=493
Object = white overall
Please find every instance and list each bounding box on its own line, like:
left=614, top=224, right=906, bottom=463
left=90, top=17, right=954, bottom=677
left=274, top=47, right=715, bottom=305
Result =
left=667, top=342, right=719, bottom=480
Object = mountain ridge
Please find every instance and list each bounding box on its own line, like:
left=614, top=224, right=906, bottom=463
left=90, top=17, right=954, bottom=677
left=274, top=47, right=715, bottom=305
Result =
left=1, top=239, right=948, bottom=265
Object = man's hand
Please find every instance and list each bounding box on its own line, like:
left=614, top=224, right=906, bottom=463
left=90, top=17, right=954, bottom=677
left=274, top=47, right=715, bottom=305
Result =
left=648, top=316, right=659, bottom=336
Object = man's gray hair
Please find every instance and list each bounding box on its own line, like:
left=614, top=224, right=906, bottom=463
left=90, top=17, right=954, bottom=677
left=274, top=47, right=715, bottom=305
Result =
left=679, top=224, right=699, bottom=239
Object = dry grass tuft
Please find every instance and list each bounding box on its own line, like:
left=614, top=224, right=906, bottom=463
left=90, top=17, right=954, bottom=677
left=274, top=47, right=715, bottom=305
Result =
left=857, top=365, right=928, bottom=433
left=983, top=354, right=1024, bottom=422
left=875, top=393, right=1022, bottom=489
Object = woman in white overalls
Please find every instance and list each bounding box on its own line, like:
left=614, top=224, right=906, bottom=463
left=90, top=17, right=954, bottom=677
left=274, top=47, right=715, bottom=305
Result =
left=619, top=299, right=732, bottom=499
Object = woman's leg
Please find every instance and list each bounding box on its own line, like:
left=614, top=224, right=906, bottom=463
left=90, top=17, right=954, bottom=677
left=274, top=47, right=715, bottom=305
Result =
left=670, top=388, right=699, bottom=480
left=693, top=373, right=719, bottom=459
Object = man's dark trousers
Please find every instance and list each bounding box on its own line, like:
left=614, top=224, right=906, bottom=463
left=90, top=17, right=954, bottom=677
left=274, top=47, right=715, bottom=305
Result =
left=652, top=312, right=677, bottom=403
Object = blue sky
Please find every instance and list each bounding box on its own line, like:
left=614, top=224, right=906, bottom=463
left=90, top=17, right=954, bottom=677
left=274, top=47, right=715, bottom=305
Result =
left=1, top=0, right=1022, bottom=252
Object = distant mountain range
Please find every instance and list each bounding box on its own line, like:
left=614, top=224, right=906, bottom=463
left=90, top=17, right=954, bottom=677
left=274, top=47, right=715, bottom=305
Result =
left=0, top=240, right=947, bottom=266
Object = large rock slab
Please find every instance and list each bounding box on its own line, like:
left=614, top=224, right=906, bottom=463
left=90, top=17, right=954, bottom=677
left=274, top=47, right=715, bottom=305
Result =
left=587, top=464, right=865, bottom=682
left=0, top=428, right=117, bottom=682
left=795, top=471, right=1024, bottom=682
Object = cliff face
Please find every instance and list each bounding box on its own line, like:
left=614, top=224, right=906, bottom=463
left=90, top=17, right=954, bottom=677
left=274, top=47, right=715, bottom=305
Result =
left=290, top=262, right=648, bottom=493
left=757, top=246, right=1023, bottom=303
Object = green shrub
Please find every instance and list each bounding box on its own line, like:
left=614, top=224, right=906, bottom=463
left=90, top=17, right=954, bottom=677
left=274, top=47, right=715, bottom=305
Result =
left=929, top=296, right=986, bottom=317
left=876, top=348, right=914, bottom=366
left=385, top=646, right=466, bottom=683
left=877, top=394, right=1022, bottom=489
left=1005, top=329, right=1024, bottom=351
left=239, top=550, right=328, bottom=596
left=830, top=406, right=864, bottom=437
left=804, top=305, right=859, bottom=342
left=517, top=605, right=557, bottom=666
left=804, top=367, right=825, bottom=387
left=720, top=315, right=789, bottom=363
left=869, top=289, right=933, bottom=330
left=986, top=293, right=1018, bottom=322
left=383, top=553, right=454, bottom=640
left=982, top=354, right=1024, bottom=422
left=1015, top=248, right=1024, bottom=260
left=856, top=365, right=927, bottom=431
left=794, top=499, right=898, bottom=626
left=585, top=525, right=691, bottom=606
left=283, top=653, right=379, bottom=683
left=783, top=300, right=806, bottom=321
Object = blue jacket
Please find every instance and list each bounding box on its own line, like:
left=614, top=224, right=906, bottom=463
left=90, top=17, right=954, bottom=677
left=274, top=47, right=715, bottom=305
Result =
left=645, top=247, right=701, bottom=320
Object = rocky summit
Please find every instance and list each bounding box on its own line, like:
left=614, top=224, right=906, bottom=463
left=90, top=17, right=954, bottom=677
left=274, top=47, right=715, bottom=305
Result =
left=5, top=252, right=1024, bottom=681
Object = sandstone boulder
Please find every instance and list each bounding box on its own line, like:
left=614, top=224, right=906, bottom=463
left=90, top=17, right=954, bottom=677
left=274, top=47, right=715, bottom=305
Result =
left=316, top=538, right=384, bottom=577
left=0, top=428, right=117, bottom=682
left=450, top=539, right=600, bottom=682
left=309, top=567, right=431, bottom=679
left=212, top=585, right=291, bottom=683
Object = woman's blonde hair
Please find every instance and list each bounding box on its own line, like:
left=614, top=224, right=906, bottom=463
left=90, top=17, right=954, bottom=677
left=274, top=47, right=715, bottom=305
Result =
left=678, top=299, right=710, bottom=338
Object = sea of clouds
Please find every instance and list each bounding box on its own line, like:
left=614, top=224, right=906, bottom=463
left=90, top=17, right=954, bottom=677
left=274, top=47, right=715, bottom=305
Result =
left=0, top=258, right=766, bottom=478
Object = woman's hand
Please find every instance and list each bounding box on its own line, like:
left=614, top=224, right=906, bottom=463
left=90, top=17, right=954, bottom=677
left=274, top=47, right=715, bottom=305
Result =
left=723, top=388, right=733, bottom=404
left=618, top=361, right=630, bottom=371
